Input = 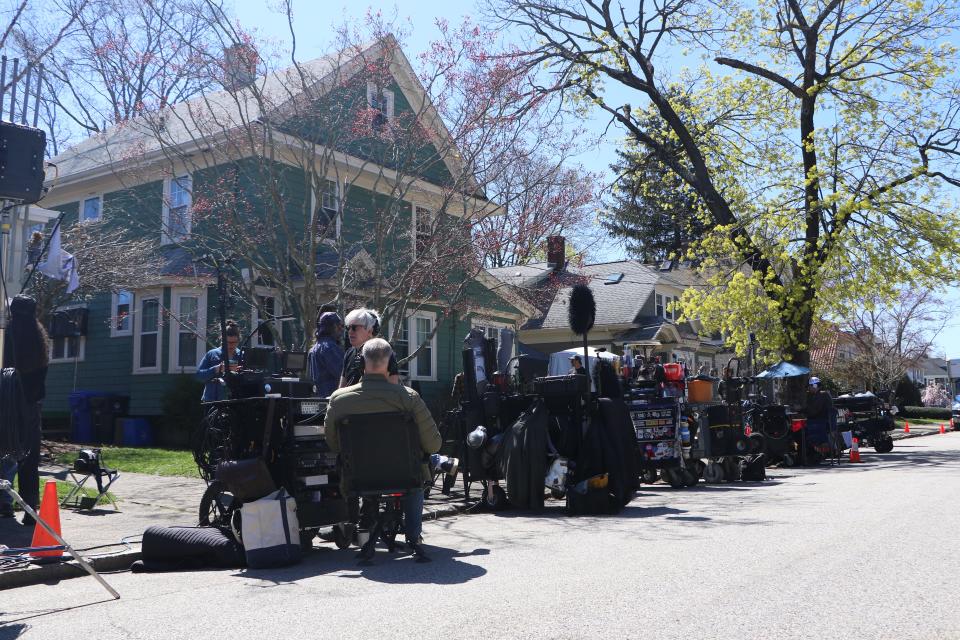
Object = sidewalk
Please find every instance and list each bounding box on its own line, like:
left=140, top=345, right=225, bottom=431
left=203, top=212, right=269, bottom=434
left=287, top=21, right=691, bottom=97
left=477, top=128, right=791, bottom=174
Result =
left=0, top=465, right=469, bottom=590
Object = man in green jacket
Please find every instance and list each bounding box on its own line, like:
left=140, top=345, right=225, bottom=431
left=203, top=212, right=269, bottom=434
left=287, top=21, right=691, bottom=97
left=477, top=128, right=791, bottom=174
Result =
left=324, top=338, right=441, bottom=554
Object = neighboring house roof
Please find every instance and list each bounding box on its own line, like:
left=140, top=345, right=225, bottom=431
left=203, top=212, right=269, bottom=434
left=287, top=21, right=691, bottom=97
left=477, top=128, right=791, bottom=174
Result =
left=538, top=260, right=659, bottom=330
left=921, top=357, right=950, bottom=378
left=810, top=323, right=842, bottom=371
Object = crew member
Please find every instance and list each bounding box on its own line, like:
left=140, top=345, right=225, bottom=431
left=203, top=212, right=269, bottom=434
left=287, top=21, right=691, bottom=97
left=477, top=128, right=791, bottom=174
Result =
left=805, top=376, right=835, bottom=451
left=324, top=338, right=441, bottom=557
left=196, top=320, right=242, bottom=402
left=339, top=308, right=399, bottom=387
left=307, top=310, right=344, bottom=398
left=569, top=355, right=587, bottom=376
left=2, top=295, right=49, bottom=525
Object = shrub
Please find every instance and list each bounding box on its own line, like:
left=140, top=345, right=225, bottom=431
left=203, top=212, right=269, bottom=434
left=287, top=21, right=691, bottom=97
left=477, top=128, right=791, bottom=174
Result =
left=921, top=381, right=952, bottom=408
left=894, top=375, right=922, bottom=408
left=901, top=406, right=952, bottom=420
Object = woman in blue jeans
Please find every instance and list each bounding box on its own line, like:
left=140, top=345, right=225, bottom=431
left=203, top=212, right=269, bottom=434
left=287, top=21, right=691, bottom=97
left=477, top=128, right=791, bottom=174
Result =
left=2, top=295, right=49, bottom=525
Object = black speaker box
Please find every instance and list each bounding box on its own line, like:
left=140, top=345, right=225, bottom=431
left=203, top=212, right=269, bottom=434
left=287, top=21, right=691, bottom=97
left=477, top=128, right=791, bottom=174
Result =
left=0, top=121, right=45, bottom=203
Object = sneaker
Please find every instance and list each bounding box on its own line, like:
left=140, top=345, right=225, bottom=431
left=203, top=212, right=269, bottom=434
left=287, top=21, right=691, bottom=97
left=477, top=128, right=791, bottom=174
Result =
left=440, top=457, right=459, bottom=477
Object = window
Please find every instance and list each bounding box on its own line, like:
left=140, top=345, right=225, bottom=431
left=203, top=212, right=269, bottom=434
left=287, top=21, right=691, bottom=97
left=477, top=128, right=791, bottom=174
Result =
left=666, top=296, right=674, bottom=321
left=82, top=196, right=102, bottom=222
left=413, top=205, right=435, bottom=259
left=313, top=178, right=341, bottom=243
left=252, top=294, right=279, bottom=347
left=390, top=312, right=437, bottom=381
left=170, top=288, right=206, bottom=371
left=655, top=293, right=664, bottom=318
left=366, top=81, right=395, bottom=130
left=50, top=336, right=84, bottom=363
left=111, top=290, right=133, bottom=337
left=162, top=175, right=192, bottom=244
left=134, top=291, right=162, bottom=373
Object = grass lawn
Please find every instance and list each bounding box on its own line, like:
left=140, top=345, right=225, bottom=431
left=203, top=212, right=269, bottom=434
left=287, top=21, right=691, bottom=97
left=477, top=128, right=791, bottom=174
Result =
left=6, top=478, right=116, bottom=512
left=53, top=446, right=199, bottom=478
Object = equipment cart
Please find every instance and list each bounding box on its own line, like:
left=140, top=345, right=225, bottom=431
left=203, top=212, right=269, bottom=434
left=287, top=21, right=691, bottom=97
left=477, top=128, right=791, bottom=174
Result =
left=626, top=390, right=695, bottom=488
left=196, top=395, right=351, bottom=549
left=834, top=392, right=895, bottom=453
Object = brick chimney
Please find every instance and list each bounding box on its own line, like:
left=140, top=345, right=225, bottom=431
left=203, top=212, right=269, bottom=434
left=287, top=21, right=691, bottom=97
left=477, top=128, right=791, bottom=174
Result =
left=547, top=235, right=565, bottom=272
left=222, top=43, right=259, bottom=92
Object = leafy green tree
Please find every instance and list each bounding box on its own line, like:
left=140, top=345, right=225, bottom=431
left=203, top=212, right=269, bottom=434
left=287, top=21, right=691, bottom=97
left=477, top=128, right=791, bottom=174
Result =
left=494, top=0, right=960, bottom=364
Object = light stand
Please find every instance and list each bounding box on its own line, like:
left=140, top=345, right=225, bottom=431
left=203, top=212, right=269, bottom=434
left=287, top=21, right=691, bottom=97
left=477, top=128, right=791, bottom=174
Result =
left=0, top=478, right=120, bottom=599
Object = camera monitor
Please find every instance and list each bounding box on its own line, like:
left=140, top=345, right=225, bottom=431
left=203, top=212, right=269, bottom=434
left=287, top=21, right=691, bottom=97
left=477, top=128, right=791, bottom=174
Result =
left=283, top=351, right=306, bottom=374
left=243, top=346, right=275, bottom=372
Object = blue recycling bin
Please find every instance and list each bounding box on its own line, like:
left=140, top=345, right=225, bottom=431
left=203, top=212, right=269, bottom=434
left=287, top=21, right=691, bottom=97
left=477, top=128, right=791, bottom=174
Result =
left=69, top=391, right=107, bottom=443
left=120, top=418, right=153, bottom=447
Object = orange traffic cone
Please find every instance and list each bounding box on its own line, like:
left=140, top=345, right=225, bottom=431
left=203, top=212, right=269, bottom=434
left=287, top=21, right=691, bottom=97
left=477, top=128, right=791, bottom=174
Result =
left=904, top=422, right=910, bottom=434
left=849, top=437, right=862, bottom=463
left=940, top=424, right=946, bottom=434
left=30, top=480, right=63, bottom=557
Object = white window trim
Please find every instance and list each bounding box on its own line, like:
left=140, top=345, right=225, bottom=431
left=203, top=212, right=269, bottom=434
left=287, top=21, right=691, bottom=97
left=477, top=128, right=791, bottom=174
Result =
left=49, top=336, right=86, bottom=364
left=311, top=177, right=342, bottom=246
left=366, top=81, right=395, bottom=121
left=412, top=203, right=436, bottom=260
left=81, top=194, right=103, bottom=223
left=133, top=289, right=163, bottom=374
left=110, top=290, right=134, bottom=337
left=168, top=286, right=208, bottom=373
left=251, top=289, right=282, bottom=347
left=655, top=292, right=665, bottom=319
left=408, top=310, right=438, bottom=382
left=161, top=174, right=192, bottom=245
left=48, top=303, right=87, bottom=363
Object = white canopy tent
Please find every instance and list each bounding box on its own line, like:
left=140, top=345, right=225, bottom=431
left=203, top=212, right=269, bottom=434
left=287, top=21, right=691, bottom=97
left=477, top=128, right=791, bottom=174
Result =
left=548, top=347, right=620, bottom=390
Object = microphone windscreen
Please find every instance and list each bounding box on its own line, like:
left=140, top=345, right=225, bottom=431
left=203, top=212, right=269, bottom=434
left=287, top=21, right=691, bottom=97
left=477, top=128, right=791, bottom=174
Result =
left=568, top=284, right=596, bottom=336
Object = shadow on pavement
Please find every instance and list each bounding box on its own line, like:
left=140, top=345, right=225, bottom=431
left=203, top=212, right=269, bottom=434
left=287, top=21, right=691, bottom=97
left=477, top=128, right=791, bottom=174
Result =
left=0, top=623, right=28, bottom=640
left=233, top=545, right=489, bottom=586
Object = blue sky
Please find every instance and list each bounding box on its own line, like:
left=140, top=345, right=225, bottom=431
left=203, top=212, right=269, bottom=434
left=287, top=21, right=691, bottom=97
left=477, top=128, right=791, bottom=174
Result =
left=232, top=0, right=960, bottom=359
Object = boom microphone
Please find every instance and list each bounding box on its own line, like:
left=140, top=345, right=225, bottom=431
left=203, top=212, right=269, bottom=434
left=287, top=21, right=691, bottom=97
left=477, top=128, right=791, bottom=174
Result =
left=568, top=284, right=595, bottom=336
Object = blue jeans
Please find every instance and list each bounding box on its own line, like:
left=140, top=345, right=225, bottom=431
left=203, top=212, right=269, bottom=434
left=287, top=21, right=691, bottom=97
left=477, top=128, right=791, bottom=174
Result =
left=404, top=488, right=424, bottom=543
left=0, top=457, right=16, bottom=508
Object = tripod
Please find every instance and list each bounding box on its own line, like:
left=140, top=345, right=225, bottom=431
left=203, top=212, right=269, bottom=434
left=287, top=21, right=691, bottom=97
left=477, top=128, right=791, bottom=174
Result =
left=0, top=479, right=119, bottom=599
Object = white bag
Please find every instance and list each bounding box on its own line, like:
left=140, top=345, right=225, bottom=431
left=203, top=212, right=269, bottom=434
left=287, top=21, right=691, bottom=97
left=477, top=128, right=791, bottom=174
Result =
left=241, top=488, right=301, bottom=569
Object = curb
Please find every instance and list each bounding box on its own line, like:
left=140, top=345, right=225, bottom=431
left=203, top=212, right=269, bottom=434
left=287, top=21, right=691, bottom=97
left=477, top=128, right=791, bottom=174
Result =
left=0, top=499, right=474, bottom=591
left=0, top=550, right=140, bottom=591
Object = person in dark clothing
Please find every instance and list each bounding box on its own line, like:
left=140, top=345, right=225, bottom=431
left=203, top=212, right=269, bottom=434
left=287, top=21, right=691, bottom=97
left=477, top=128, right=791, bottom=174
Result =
left=2, top=295, right=49, bottom=525
left=307, top=311, right=344, bottom=397
left=568, top=355, right=587, bottom=376
left=805, top=376, right=834, bottom=448
left=338, top=308, right=399, bottom=388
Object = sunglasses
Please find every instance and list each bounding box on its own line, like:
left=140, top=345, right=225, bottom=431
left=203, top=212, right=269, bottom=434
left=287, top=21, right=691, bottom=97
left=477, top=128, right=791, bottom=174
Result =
left=347, top=324, right=365, bottom=332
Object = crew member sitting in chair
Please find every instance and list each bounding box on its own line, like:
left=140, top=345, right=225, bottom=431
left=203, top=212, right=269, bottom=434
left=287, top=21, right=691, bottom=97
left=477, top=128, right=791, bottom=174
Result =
left=323, top=338, right=442, bottom=558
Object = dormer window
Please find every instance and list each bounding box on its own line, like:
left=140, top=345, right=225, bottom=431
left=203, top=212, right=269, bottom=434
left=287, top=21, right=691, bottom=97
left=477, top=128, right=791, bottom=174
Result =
left=366, top=81, right=394, bottom=131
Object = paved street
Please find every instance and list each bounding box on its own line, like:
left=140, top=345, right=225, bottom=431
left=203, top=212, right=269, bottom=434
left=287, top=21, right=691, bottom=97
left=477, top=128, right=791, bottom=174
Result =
left=2, top=433, right=959, bottom=640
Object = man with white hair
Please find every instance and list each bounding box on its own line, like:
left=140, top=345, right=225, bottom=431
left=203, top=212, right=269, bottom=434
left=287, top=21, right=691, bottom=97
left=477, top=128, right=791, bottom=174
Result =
left=324, top=338, right=442, bottom=558
left=339, top=308, right=400, bottom=387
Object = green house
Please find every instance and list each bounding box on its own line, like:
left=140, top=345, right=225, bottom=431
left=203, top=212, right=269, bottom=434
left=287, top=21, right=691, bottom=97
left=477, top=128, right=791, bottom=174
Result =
left=34, top=37, right=534, bottom=443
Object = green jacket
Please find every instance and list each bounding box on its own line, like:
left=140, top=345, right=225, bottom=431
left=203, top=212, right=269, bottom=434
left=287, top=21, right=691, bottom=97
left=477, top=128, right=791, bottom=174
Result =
left=323, top=374, right=442, bottom=484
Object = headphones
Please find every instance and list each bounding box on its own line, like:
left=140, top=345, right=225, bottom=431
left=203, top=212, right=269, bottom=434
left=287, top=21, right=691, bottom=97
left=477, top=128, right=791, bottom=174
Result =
left=371, top=314, right=380, bottom=336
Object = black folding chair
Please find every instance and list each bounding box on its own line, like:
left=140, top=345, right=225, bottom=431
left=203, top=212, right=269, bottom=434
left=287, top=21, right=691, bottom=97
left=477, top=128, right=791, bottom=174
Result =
left=61, top=449, right=120, bottom=510
left=337, top=411, right=425, bottom=563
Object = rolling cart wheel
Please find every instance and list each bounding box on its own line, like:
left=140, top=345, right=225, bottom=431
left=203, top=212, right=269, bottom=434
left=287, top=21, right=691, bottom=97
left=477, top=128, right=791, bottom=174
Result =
left=640, top=469, right=658, bottom=484
left=682, top=467, right=699, bottom=487
left=199, top=480, right=241, bottom=543
left=703, top=461, right=724, bottom=483
left=663, top=468, right=686, bottom=488
left=782, top=453, right=796, bottom=467
left=333, top=524, right=353, bottom=550
left=873, top=437, right=894, bottom=453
